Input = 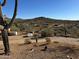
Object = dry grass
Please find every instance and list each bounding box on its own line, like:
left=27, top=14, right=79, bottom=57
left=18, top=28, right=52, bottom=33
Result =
left=17, top=42, right=79, bottom=59
left=56, top=44, right=79, bottom=54
left=24, top=39, right=32, bottom=44
left=0, top=36, right=79, bottom=59
left=53, top=41, right=60, bottom=44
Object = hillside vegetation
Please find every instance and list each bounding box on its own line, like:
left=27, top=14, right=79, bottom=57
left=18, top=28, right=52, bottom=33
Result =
left=10, top=17, right=79, bottom=38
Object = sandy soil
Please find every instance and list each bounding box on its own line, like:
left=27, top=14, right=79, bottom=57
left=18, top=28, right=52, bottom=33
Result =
left=0, top=35, right=79, bottom=59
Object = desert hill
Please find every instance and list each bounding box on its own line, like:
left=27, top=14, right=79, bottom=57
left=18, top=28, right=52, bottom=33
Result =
left=8, top=17, right=79, bottom=38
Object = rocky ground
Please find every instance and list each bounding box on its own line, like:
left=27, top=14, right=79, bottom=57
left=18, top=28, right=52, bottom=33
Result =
left=0, top=35, right=79, bottom=59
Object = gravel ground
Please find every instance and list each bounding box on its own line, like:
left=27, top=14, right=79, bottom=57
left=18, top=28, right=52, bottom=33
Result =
left=0, top=36, right=79, bottom=59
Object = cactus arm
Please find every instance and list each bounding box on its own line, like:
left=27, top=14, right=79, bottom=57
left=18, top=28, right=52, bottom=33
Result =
left=0, top=4, right=4, bottom=25
left=1, top=0, right=6, bottom=6
left=8, top=0, right=18, bottom=28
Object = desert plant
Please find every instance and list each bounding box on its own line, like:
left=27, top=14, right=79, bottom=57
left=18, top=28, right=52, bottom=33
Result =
left=41, top=28, right=53, bottom=37
left=45, top=37, right=51, bottom=44
left=33, top=33, right=39, bottom=43
left=11, top=24, right=20, bottom=31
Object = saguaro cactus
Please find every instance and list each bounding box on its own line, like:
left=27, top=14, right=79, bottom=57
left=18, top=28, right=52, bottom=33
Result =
left=0, top=0, right=18, bottom=55
left=1, top=0, right=6, bottom=6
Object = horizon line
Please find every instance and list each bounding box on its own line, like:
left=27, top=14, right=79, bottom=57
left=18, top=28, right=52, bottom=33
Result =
left=8, top=16, right=79, bottom=21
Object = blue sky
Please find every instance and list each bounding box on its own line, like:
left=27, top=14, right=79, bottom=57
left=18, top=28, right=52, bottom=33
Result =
left=1, top=0, right=79, bottom=20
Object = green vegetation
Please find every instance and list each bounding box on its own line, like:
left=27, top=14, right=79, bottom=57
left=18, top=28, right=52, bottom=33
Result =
left=7, top=17, right=79, bottom=38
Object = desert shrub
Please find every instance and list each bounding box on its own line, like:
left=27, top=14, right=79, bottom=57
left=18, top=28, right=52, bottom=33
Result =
left=53, top=26, right=68, bottom=37
left=24, top=39, right=32, bottom=44
left=33, top=32, right=39, bottom=43
left=41, top=31, right=47, bottom=37
left=68, top=28, right=79, bottom=38
left=45, top=37, right=51, bottom=44
left=41, top=28, right=53, bottom=37
left=11, top=24, right=20, bottom=31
